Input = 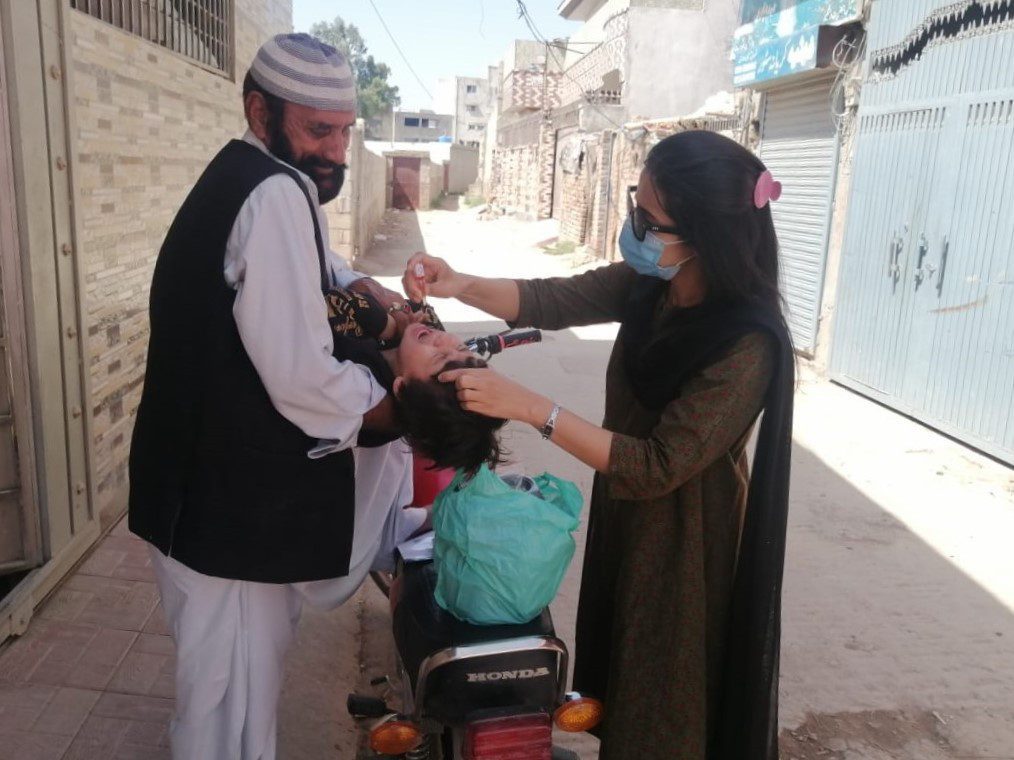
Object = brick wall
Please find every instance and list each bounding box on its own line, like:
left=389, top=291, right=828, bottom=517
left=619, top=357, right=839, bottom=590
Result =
left=489, top=116, right=556, bottom=220
left=558, top=133, right=615, bottom=254
left=324, top=127, right=388, bottom=263
left=70, top=1, right=292, bottom=519
left=559, top=169, right=589, bottom=244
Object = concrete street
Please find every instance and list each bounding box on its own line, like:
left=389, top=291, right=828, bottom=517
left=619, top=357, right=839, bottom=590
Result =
left=354, top=198, right=1014, bottom=760
left=1, top=200, right=1011, bottom=759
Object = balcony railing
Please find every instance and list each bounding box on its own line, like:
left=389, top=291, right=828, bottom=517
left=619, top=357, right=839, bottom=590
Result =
left=584, top=89, right=621, bottom=105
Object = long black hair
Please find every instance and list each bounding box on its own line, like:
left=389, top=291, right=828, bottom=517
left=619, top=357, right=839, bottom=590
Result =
left=644, top=131, right=788, bottom=327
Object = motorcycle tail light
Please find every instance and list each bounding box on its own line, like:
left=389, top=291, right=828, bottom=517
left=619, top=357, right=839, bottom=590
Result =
left=464, top=712, right=552, bottom=760
left=369, top=718, right=423, bottom=755
left=553, top=693, right=604, bottom=733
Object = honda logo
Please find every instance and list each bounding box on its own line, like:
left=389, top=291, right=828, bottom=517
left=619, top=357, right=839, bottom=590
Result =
left=466, top=667, right=551, bottom=683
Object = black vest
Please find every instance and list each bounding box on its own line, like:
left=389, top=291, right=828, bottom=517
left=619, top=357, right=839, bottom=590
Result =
left=128, top=140, right=356, bottom=583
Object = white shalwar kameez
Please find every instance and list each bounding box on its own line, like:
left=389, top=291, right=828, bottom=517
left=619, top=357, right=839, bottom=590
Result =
left=147, top=131, right=424, bottom=760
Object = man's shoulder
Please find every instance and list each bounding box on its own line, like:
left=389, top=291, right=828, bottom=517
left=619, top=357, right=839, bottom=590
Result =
left=201, top=142, right=308, bottom=213
left=209, top=139, right=293, bottom=181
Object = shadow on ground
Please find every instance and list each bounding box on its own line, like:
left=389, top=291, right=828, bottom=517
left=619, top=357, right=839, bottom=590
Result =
left=779, top=441, right=1014, bottom=759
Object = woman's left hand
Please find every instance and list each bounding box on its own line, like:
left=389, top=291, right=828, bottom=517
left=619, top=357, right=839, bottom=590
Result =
left=438, top=366, right=551, bottom=426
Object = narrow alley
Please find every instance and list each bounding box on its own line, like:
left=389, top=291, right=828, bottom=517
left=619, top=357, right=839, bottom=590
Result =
left=2, top=201, right=1010, bottom=759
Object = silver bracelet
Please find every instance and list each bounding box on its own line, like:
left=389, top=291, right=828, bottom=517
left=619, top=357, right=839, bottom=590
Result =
left=539, top=403, right=561, bottom=440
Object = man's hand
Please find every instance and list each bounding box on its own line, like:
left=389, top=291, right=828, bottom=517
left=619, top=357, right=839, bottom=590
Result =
left=358, top=394, right=401, bottom=447
left=402, top=253, right=465, bottom=301
left=348, top=277, right=405, bottom=311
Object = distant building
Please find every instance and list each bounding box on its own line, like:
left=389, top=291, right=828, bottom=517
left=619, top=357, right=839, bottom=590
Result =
left=0, top=0, right=291, bottom=642
left=453, top=76, right=489, bottom=147
left=365, top=109, right=453, bottom=143
left=435, top=74, right=498, bottom=148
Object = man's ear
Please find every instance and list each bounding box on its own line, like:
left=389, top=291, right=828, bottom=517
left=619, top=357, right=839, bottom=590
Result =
left=392, top=377, right=405, bottom=398
left=245, top=91, right=271, bottom=143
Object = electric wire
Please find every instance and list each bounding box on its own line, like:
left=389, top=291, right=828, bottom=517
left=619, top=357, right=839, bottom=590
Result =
left=513, top=0, right=625, bottom=129
left=366, top=0, right=434, bottom=101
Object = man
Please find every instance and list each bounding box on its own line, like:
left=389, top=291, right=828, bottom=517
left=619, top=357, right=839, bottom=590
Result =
left=128, top=34, right=422, bottom=759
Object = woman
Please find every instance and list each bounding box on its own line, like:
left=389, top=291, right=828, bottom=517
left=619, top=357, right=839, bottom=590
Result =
left=402, top=131, right=794, bottom=759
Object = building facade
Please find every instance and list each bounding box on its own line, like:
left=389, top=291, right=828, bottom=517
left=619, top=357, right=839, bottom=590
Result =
left=732, top=0, right=864, bottom=355
left=548, top=0, right=745, bottom=237
left=453, top=76, right=490, bottom=147
left=734, top=0, right=1014, bottom=464
left=556, top=0, right=740, bottom=123
left=0, top=0, right=292, bottom=641
left=367, top=109, right=453, bottom=143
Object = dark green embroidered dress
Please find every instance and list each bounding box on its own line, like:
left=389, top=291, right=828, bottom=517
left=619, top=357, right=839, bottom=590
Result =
left=514, top=263, right=775, bottom=759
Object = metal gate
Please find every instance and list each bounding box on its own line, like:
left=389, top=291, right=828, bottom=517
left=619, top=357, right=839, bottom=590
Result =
left=830, top=0, right=1014, bottom=463
left=392, top=156, right=421, bottom=210
left=0, top=5, right=41, bottom=583
left=759, top=74, right=840, bottom=354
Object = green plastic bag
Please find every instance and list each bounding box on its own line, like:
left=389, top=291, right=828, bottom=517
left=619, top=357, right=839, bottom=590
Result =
left=432, top=465, right=583, bottom=625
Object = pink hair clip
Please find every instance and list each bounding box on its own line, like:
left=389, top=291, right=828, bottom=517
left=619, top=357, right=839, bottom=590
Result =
left=754, top=170, right=782, bottom=209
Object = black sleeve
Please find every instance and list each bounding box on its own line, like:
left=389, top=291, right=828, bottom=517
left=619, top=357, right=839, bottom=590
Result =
left=325, top=288, right=390, bottom=340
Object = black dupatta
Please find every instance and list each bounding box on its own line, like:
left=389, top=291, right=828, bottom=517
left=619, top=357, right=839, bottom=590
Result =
left=618, top=276, right=795, bottom=760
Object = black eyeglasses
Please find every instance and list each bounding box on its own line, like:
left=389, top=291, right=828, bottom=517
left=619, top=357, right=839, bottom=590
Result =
left=626, top=185, right=681, bottom=242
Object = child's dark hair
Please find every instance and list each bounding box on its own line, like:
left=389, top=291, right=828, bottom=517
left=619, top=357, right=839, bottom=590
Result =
left=397, top=357, right=507, bottom=474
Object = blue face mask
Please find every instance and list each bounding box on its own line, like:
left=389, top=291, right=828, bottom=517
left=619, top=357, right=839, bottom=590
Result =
left=618, top=218, right=695, bottom=280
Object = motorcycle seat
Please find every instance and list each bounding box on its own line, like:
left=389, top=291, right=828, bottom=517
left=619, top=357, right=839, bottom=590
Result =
left=392, top=559, right=556, bottom=691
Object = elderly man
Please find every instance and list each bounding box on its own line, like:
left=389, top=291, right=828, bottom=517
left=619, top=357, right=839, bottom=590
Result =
left=128, top=34, right=423, bottom=759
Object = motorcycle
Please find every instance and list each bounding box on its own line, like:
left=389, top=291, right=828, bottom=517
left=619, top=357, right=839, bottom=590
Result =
left=347, top=330, right=603, bottom=759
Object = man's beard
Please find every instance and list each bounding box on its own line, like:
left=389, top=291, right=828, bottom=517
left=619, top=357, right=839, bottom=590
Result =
left=267, top=118, right=346, bottom=204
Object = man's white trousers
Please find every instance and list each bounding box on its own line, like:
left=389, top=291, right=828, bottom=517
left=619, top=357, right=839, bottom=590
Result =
left=148, top=442, right=423, bottom=760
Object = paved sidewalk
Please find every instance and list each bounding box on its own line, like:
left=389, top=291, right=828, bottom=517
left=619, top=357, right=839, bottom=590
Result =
left=0, top=518, right=172, bottom=759
left=0, top=512, right=368, bottom=760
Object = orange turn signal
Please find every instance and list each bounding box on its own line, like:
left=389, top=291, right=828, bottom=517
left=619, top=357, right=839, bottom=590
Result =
left=553, top=694, right=604, bottom=733
left=369, top=718, right=423, bottom=754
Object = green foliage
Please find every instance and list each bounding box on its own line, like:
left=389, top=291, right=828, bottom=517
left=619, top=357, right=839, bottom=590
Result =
left=309, top=16, right=401, bottom=120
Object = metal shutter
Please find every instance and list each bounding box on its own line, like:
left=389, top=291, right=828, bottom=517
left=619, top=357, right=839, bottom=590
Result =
left=758, top=75, right=840, bottom=353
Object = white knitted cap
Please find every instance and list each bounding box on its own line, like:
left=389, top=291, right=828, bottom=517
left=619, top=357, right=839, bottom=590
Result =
left=249, top=33, right=356, bottom=112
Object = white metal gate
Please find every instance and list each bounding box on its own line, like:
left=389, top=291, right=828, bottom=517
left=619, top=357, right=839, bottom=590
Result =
left=759, top=74, right=840, bottom=354
left=0, top=1, right=41, bottom=580
left=830, top=0, right=1014, bottom=463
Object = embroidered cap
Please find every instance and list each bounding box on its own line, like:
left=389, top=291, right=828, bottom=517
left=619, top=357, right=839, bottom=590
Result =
left=249, top=33, right=356, bottom=112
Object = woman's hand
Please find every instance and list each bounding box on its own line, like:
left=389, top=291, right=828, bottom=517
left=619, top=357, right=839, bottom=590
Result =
left=443, top=366, right=615, bottom=473
left=439, top=366, right=553, bottom=426
left=403, top=253, right=466, bottom=301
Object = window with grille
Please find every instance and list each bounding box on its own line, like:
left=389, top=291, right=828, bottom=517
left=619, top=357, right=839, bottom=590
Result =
left=71, top=1, right=234, bottom=77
